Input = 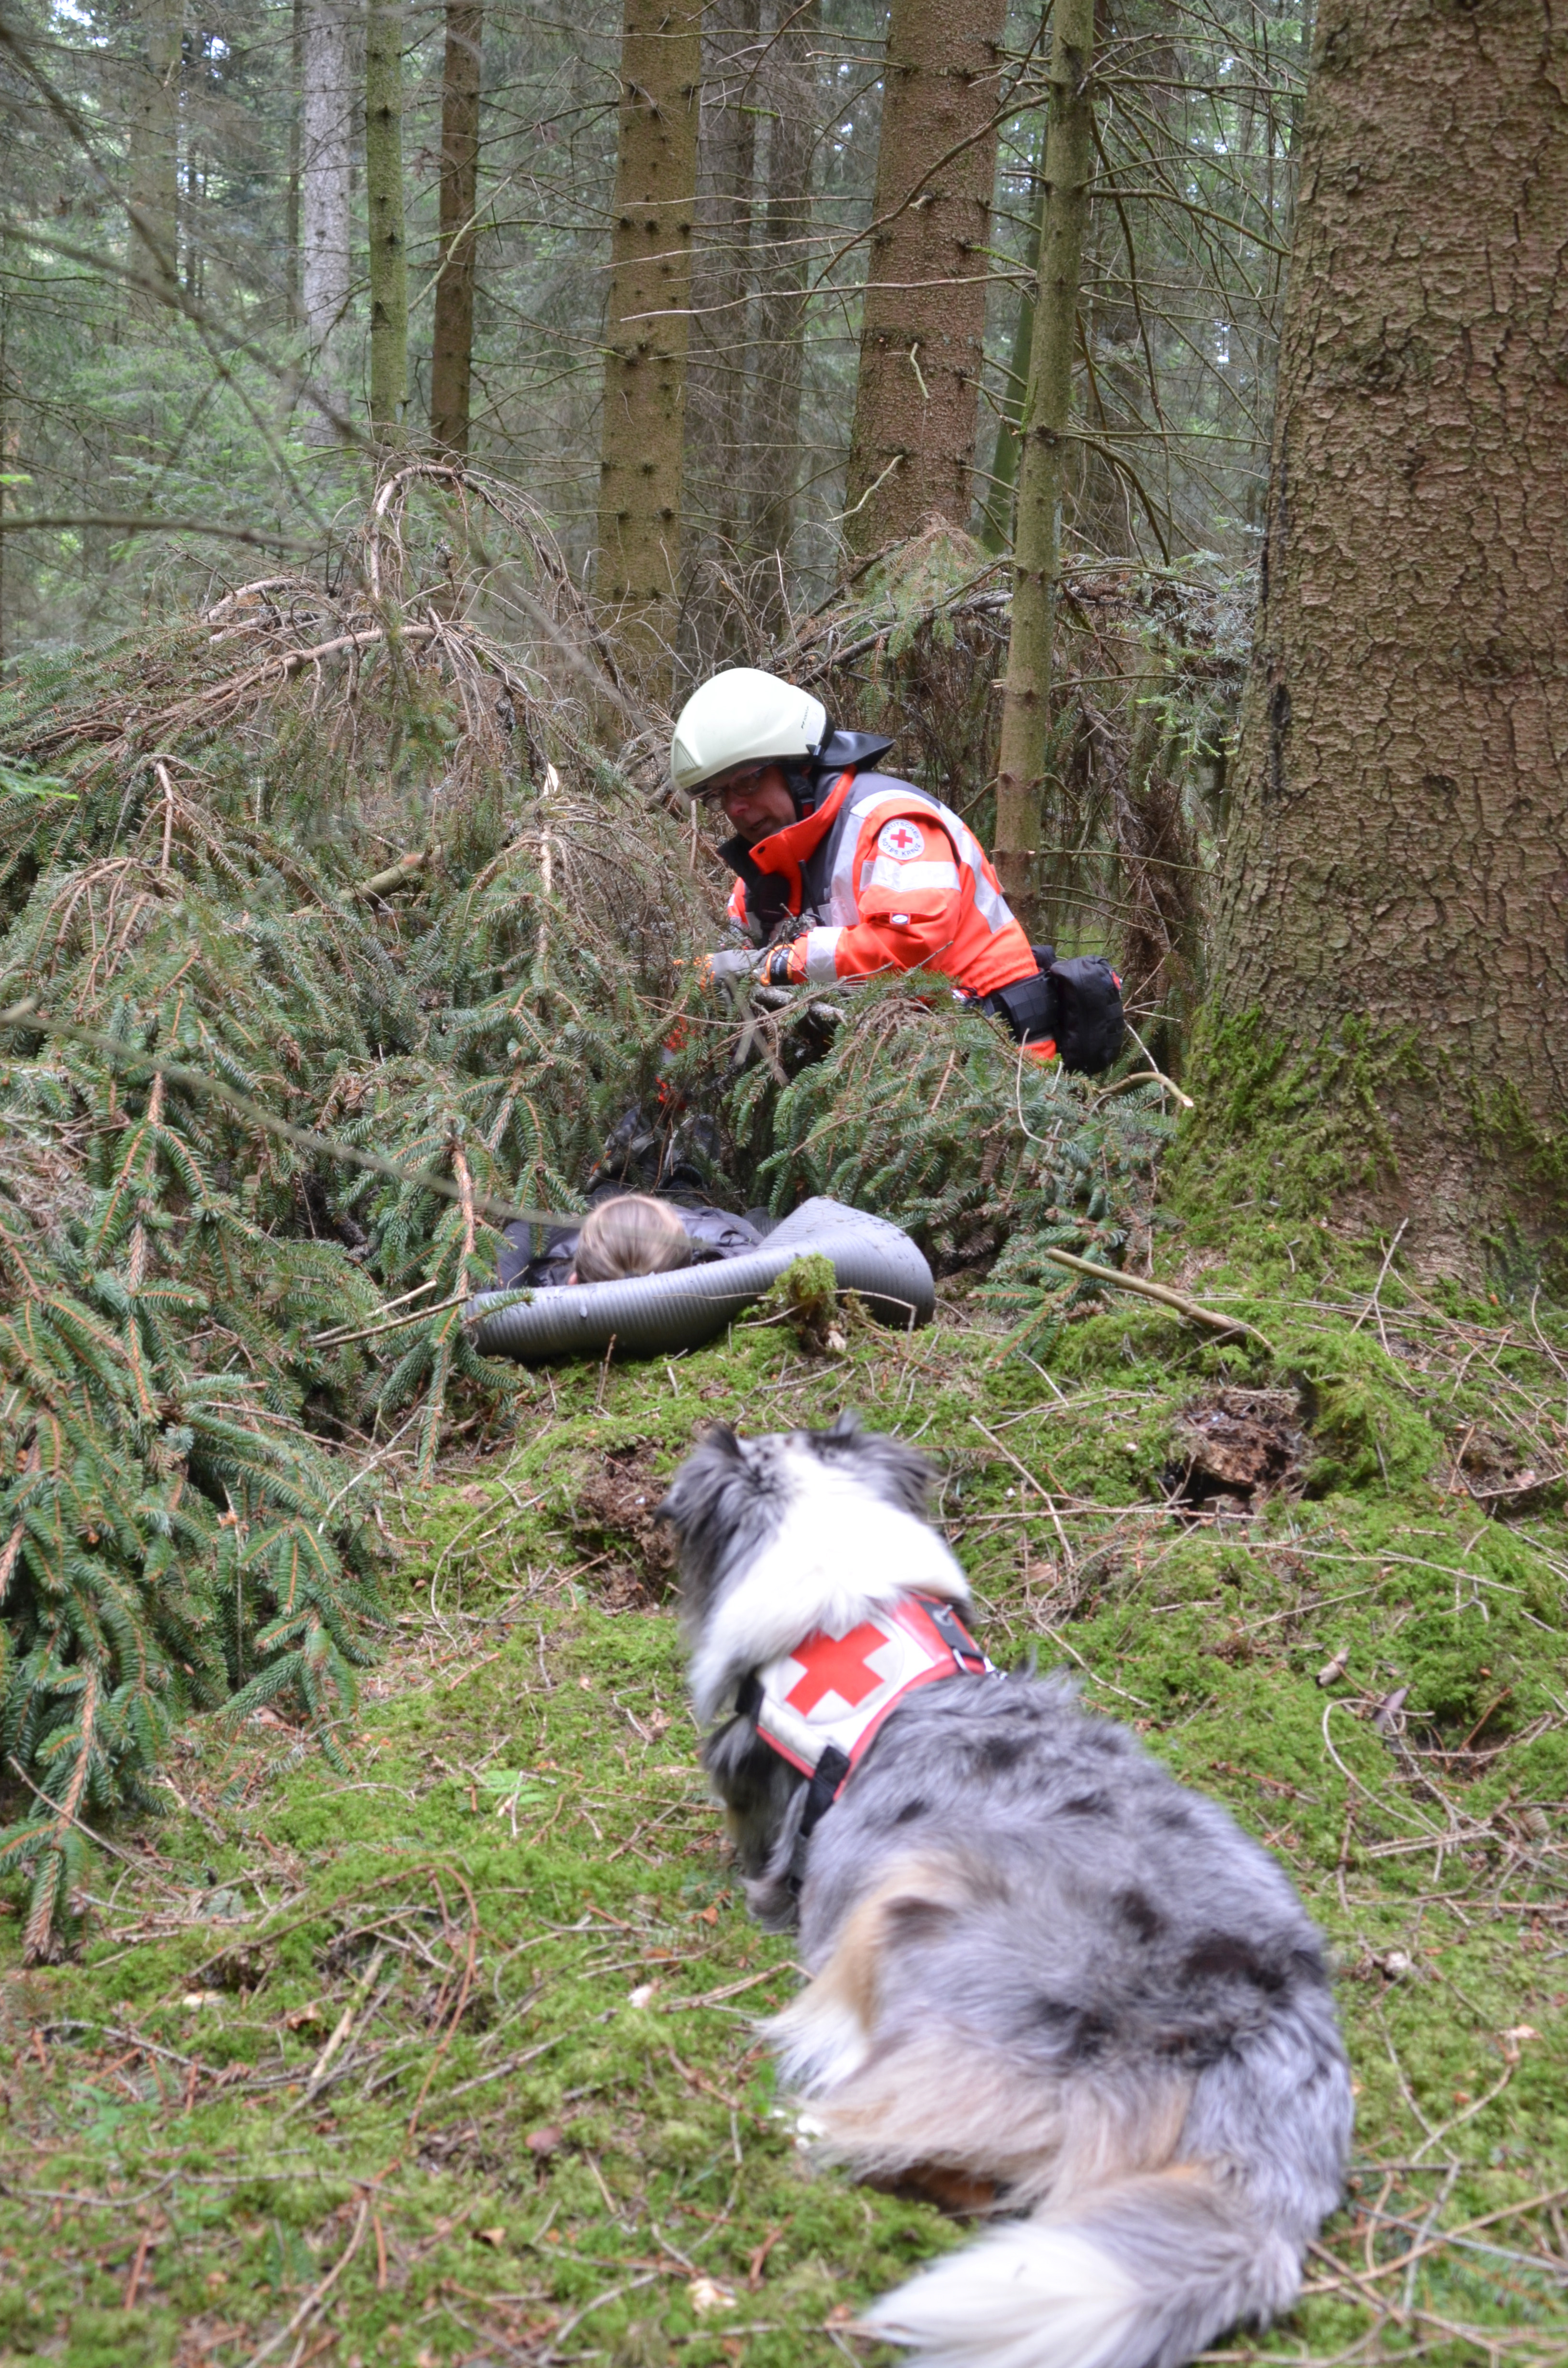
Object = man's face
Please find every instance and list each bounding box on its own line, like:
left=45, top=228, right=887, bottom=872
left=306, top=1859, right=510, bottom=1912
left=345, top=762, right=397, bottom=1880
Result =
left=711, top=763, right=797, bottom=845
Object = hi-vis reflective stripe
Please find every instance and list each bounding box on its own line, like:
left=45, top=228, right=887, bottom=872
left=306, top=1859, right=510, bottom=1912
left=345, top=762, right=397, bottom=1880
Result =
left=826, top=785, right=1012, bottom=936
left=750, top=1593, right=997, bottom=1784
left=859, top=855, right=961, bottom=896
left=802, top=926, right=844, bottom=983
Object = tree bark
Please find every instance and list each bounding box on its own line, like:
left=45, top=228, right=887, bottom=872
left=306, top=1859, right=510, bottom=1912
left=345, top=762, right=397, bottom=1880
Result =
left=1203, top=0, right=1568, bottom=1275
left=992, top=0, right=1094, bottom=928
left=686, top=0, right=760, bottom=572
left=300, top=0, right=354, bottom=441
left=747, top=0, right=819, bottom=579
left=429, top=0, right=484, bottom=454
left=842, top=0, right=1007, bottom=556
left=366, top=0, right=410, bottom=442
left=127, top=0, right=183, bottom=310
left=979, top=132, right=1041, bottom=553
left=287, top=0, right=303, bottom=311
left=595, top=0, right=703, bottom=679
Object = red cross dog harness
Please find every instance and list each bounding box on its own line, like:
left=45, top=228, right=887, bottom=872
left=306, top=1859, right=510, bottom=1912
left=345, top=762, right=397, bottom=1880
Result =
left=735, top=1594, right=999, bottom=1856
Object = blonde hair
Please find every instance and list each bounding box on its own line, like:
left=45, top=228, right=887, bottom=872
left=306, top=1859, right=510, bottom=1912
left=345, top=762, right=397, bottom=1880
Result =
left=573, top=1194, right=692, bottom=1284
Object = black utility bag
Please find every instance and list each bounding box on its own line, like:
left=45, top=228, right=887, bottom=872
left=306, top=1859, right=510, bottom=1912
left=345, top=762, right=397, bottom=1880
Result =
left=1047, top=954, right=1126, bottom=1074
left=986, top=944, right=1126, bottom=1075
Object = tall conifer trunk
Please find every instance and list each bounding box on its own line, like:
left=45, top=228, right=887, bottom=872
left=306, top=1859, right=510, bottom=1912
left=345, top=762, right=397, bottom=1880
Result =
left=842, top=0, right=1007, bottom=555
left=300, top=0, right=354, bottom=440
left=992, top=0, right=1094, bottom=927
left=127, top=0, right=183, bottom=309
left=595, top=0, right=702, bottom=676
left=287, top=0, right=304, bottom=310
left=687, top=0, right=760, bottom=567
left=747, top=0, right=818, bottom=581
left=429, top=0, right=483, bottom=453
left=1202, top=0, right=1568, bottom=1274
left=366, top=0, right=409, bottom=442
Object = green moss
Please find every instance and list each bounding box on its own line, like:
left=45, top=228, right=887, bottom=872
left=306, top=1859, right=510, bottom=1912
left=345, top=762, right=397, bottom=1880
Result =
left=2, top=1277, right=1566, bottom=2363
left=1168, top=1006, right=1420, bottom=1248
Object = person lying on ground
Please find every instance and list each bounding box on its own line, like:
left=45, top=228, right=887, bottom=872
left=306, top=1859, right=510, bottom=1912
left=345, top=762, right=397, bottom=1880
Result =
left=669, top=666, right=1124, bottom=1073
left=495, top=1190, right=766, bottom=1294
left=570, top=1193, right=692, bottom=1283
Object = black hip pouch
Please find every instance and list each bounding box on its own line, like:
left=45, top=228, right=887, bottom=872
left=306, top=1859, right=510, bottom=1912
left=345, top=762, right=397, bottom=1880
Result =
left=984, top=951, right=1126, bottom=1074
left=1048, top=955, right=1126, bottom=1074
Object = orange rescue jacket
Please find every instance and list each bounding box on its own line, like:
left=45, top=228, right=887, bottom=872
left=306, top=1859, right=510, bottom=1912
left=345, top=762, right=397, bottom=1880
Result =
left=723, top=771, right=1042, bottom=1007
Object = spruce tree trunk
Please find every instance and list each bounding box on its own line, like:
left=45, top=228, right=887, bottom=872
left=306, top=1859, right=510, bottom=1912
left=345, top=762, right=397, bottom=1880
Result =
left=992, top=0, right=1094, bottom=927
left=127, top=0, right=183, bottom=309
left=301, top=0, right=354, bottom=441
left=1204, top=0, right=1568, bottom=1276
left=366, top=0, right=409, bottom=442
left=595, top=0, right=702, bottom=676
left=429, top=0, right=483, bottom=454
left=287, top=0, right=303, bottom=310
left=686, top=0, right=760, bottom=577
left=747, top=0, right=819, bottom=581
left=979, top=133, right=1041, bottom=554
left=842, top=0, right=1007, bottom=555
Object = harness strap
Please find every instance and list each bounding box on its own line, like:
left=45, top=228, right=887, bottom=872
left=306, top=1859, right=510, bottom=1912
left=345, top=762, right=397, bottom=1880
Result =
left=799, top=1743, right=851, bottom=1842
left=921, top=1597, right=992, bottom=1675
left=731, top=1593, right=998, bottom=1893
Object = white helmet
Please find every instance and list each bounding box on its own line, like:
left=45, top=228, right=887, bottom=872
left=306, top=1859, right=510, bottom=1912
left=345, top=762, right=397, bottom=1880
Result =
left=670, top=668, right=827, bottom=797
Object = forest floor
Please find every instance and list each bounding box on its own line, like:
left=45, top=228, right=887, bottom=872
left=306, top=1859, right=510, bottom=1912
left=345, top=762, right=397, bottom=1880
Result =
left=2, top=1241, right=1568, bottom=2368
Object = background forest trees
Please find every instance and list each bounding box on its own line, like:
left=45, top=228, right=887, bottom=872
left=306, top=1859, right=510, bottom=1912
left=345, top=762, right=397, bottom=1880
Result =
left=0, top=0, right=1304, bottom=997
left=0, top=0, right=1298, bottom=621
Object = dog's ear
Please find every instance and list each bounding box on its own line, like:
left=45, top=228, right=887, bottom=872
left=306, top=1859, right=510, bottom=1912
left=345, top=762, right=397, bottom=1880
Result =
left=805, top=1411, right=935, bottom=1518
left=654, top=1423, right=740, bottom=1527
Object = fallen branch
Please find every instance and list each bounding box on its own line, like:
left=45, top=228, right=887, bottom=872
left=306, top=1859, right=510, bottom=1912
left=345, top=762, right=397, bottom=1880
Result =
left=355, top=849, right=429, bottom=900
left=1039, top=1245, right=1274, bottom=1351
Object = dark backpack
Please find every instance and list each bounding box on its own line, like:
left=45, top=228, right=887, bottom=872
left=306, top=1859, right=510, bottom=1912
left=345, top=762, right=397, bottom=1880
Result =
left=985, top=946, right=1126, bottom=1074
left=1046, top=954, right=1126, bottom=1075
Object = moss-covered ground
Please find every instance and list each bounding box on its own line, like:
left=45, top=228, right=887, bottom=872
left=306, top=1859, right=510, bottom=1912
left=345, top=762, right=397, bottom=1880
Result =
left=2, top=1242, right=1567, bottom=2368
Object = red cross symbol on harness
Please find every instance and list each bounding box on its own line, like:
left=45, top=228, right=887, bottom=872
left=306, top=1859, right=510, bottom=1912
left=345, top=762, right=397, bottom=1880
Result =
left=784, top=1621, right=888, bottom=1715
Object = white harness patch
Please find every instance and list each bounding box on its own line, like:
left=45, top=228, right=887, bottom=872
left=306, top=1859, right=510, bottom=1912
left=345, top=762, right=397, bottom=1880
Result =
left=751, top=1593, right=996, bottom=1781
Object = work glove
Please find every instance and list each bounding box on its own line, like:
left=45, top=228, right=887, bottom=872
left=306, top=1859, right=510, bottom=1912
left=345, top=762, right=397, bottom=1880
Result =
left=699, top=948, right=766, bottom=991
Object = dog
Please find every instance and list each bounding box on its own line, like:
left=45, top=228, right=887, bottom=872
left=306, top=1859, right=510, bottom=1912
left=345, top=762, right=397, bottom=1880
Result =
left=658, top=1412, right=1353, bottom=2368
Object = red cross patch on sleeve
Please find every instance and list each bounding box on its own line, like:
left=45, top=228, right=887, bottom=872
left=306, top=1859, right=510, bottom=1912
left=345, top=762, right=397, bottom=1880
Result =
left=876, top=818, right=927, bottom=863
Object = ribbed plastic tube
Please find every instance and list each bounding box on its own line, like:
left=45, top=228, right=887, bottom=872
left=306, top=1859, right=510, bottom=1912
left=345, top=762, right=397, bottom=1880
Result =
left=467, top=1197, right=934, bottom=1364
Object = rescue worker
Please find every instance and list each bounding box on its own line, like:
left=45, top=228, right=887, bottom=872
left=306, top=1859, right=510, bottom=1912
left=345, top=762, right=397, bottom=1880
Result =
left=670, top=666, right=1066, bottom=1056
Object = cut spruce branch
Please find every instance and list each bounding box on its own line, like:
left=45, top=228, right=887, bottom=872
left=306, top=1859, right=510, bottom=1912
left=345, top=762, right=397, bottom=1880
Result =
left=355, top=848, right=430, bottom=899
left=0, top=1002, right=576, bottom=1231
left=1039, top=1245, right=1274, bottom=1350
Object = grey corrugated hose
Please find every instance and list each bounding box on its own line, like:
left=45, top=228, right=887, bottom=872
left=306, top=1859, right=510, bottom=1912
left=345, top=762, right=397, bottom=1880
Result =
left=466, top=1197, right=934, bottom=1364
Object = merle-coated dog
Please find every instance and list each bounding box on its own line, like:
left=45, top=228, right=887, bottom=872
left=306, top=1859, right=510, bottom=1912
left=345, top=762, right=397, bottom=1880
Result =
left=659, top=1413, right=1351, bottom=2368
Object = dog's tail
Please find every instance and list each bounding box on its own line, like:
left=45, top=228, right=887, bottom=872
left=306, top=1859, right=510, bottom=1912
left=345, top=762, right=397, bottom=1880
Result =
left=857, top=2160, right=1300, bottom=2368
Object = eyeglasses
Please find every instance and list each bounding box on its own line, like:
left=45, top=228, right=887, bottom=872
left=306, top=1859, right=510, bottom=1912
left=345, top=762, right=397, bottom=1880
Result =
left=696, top=763, right=772, bottom=806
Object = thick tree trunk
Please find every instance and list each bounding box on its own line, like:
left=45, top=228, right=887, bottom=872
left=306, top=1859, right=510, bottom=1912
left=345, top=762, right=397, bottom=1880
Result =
left=366, top=0, right=410, bottom=442
left=1202, top=0, right=1568, bottom=1276
left=686, top=0, right=760, bottom=573
left=595, top=0, right=702, bottom=678
left=287, top=0, right=303, bottom=310
left=842, top=0, right=1007, bottom=556
left=992, top=0, right=1094, bottom=929
left=429, top=0, right=483, bottom=454
left=300, top=0, right=354, bottom=441
left=127, top=0, right=183, bottom=310
left=747, top=0, right=819, bottom=581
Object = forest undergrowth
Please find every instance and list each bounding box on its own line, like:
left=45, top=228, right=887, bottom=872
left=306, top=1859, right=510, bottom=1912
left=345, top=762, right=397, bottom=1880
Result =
left=0, top=477, right=1174, bottom=1959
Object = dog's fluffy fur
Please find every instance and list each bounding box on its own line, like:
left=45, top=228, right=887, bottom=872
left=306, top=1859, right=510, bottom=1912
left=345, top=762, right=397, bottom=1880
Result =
left=660, top=1414, right=1353, bottom=2368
